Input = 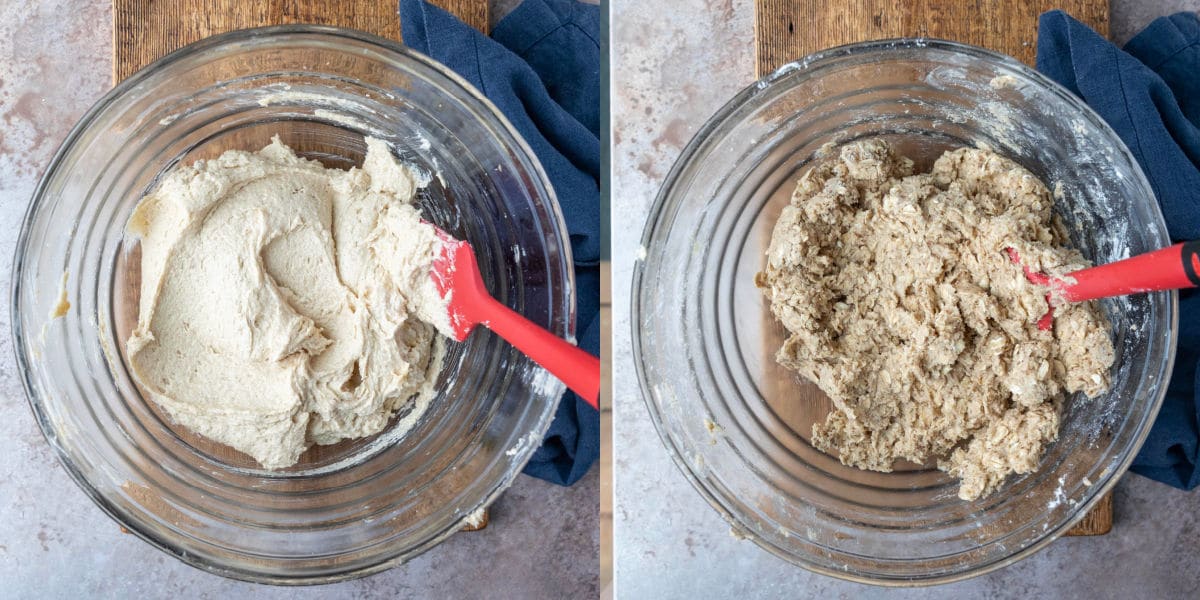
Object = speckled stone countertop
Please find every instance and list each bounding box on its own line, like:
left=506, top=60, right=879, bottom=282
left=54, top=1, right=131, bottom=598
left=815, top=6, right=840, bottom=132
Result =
left=0, top=1, right=596, bottom=598
left=610, top=0, right=1200, bottom=598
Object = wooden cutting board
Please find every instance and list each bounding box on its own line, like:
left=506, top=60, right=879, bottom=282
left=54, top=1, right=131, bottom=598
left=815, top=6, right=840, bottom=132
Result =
left=754, top=0, right=1107, bottom=76
left=114, top=0, right=488, bottom=81
left=112, top=0, right=491, bottom=532
left=753, top=0, right=1113, bottom=536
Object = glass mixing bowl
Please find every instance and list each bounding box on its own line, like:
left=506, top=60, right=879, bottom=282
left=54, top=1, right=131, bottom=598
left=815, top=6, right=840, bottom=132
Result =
left=632, top=40, right=1176, bottom=584
left=12, top=26, right=573, bottom=584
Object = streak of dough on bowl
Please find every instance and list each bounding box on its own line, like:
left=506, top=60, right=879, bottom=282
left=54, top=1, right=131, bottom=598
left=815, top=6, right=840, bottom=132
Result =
left=756, top=139, right=1115, bottom=501
left=125, top=135, right=453, bottom=469
left=50, top=271, right=70, bottom=318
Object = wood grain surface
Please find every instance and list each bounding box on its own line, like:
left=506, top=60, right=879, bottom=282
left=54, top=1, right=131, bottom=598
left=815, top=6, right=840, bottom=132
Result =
left=753, top=0, right=1114, bottom=537
left=112, top=0, right=491, bottom=529
left=1071, top=491, right=1114, bottom=536
left=755, top=0, right=1108, bottom=76
left=113, top=0, right=489, bottom=82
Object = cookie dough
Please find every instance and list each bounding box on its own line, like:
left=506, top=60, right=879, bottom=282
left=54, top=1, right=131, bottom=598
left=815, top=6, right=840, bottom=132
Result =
left=756, top=140, right=1114, bottom=500
left=126, top=136, right=449, bottom=469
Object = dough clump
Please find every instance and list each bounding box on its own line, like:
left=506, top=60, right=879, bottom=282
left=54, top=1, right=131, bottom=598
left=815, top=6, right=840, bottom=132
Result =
left=757, top=140, right=1114, bottom=500
left=127, top=137, right=451, bottom=469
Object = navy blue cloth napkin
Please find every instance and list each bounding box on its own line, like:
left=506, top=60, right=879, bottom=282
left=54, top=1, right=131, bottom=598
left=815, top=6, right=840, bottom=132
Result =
left=400, top=0, right=601, bottom=486
left=1038, top=10, right=1200, bottom=490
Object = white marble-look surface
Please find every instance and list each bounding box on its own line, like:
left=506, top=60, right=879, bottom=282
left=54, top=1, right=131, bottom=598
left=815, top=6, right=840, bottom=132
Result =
left=610, top=0, right=1200, bottom=598
left=0, top=1, right=597, bottom=598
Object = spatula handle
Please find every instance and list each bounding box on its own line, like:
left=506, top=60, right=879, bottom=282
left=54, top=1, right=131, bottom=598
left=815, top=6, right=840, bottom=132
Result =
left=474, top=295, right=601, bottom=409
left=1062, top=240, right=1200, bottom=302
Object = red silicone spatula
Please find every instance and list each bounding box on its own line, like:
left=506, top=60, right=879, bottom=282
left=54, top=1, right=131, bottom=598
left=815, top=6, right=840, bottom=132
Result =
left=429, top=229, right=600, bottom=409
left=1008, top=240, right=1200, bottom=330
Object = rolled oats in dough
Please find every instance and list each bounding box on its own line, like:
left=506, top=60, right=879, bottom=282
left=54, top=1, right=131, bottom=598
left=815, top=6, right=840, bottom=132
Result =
left=126, top=136, right=451, bottom=469
left=756, top=139, right=1115, bottom=501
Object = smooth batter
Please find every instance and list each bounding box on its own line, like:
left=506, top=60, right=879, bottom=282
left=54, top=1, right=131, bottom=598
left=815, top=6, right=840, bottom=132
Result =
left=126, top=137, right=450, bottom=469
left=757, top=140, right=1114, bottom=500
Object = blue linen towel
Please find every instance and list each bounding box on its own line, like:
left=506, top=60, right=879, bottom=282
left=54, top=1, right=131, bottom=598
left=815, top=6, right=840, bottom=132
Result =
left=399, top=0, right=601, bottom=486
left=1038, top=10, right=1200, bottom=490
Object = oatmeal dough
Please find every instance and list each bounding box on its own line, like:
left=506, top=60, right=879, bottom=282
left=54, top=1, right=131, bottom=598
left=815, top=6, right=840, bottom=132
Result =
left=126, top=137, right=450, bottom=469
left=756, top=140, right=1114, bottom=500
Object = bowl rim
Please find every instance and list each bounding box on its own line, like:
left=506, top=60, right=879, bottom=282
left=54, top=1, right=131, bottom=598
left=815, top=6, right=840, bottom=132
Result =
left=631, top=36, right=1177, bottom=586
left=11, top=23, right=573, bottom=585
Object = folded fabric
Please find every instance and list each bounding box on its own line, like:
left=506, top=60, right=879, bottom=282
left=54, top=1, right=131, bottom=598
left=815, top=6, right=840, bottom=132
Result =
left=1038, top=10, right=1200, bottom=489
left=399, top=0, right=601, bottom=486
